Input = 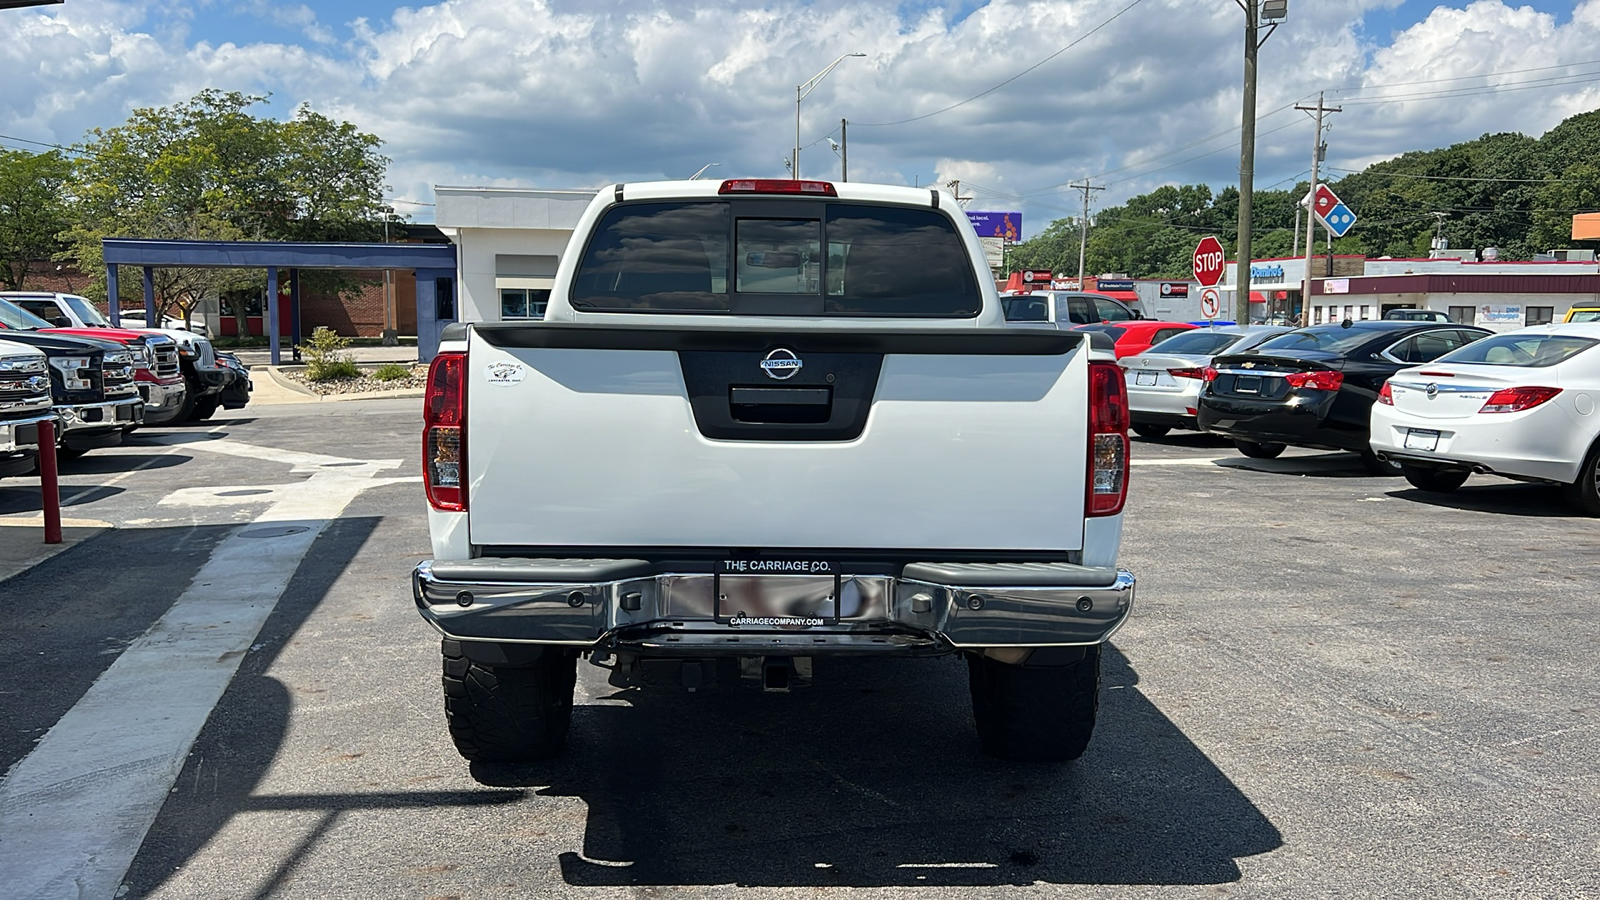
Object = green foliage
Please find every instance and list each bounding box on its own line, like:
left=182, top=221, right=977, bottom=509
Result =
left=0, top=149, right=73, bottom=290
left=61, top=90, right=396, bottom=324
left=370, top=362, right=413, bottom=381
left=303, top=326, right=358, bottom=381
left=1008, top=107, right=1600, bottom=278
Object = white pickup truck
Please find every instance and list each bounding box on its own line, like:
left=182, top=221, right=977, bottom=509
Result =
left=413, top=178, right=1135, bottom=763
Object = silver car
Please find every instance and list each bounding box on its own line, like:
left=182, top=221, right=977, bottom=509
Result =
left=1122, top=325, right=1291, bottom=438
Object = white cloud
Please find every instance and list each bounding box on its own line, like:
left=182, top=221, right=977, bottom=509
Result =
left=0, top=0, right=1597, bottom=231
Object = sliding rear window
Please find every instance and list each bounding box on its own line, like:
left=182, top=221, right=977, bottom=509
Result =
left=569, top=200, right=980, bottom=317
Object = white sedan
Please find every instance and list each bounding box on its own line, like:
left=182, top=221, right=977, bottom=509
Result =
left=1369, top=322, right=1600, bottom=513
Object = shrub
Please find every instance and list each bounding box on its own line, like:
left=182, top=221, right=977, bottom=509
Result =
left=371, top=362, right=412, bottom=381
left=304, top=327, right=358, bottom=381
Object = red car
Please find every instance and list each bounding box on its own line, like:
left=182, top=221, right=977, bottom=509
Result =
left=1073, top=321, right=1198, bottom=359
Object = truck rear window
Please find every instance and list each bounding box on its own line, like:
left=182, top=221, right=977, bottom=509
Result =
left=570, top=201, right=980, bottom=317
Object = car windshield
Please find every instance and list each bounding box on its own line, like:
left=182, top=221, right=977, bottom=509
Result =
left=1570, top=310, right=1600, bottom=323
left=1433, top=333, right=1598, bottom=368
left=1139, top=330, right=1240, bottom=355
left=65, top=296, right=111, bottom=326
left=0, top=298, right=52, bottom=330
left=1251, top=323, right=1397, bottom=355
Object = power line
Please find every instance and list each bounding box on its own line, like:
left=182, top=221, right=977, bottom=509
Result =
left=851, top=0, right=1148, bottom=128
left=1329, top=57, right=1600, bottom=95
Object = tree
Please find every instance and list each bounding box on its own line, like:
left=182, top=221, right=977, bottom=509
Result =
left=62, top=90, right=393, bottom=328
left=0, top=149, right=72, bottom=290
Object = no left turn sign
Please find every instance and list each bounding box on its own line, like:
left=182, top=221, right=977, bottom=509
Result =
left=1200, top=288, right=1221, bottom=319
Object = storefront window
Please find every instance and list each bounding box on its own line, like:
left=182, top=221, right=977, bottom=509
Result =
left=501, top=288, right=551, bottom=319
left=1525, top=306, right=1554, bottom=326
left=1448, top=305, right=1475, bottom=325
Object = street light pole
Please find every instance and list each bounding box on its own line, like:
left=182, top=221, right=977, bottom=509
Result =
left=1233, top=0, right=1286, bottom=325
left=794, top=52, right=865, bottom=180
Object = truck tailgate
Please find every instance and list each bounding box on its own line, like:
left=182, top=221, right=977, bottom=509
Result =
left=465, top=325, right=1089, bottom=553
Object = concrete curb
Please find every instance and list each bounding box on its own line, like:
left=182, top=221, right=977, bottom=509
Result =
left=258, top=367, right=423, bottom=404
left=264, top=366, right=318, bottom=397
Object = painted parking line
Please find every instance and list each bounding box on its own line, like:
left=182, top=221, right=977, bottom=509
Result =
left=0, top=439, right=411, bottom=900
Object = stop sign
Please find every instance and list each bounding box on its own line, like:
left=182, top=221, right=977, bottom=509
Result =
left=1193, top=236, right=1226, bottom=287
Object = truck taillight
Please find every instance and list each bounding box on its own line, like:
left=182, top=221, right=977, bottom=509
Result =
left=718, top=179, right=837, bottom=196
left=1377, top=381, right=1394, bottom=405
left=1087, top=360, right=1129, bottom=517
left=1479, top=386, right=1560, bottom=414
left=1285, top=370, right=1344, bottom=391
left=424, top=352, right=466, bottom=511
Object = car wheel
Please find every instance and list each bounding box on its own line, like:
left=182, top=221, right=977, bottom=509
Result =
left=1131, top=424, right=1171, bottom=439
left=441, top=639, right=577, bottom=762
left=1563, top=443, right=1600, bottom=516
left=55, top=445, right=90, bottom=461
left=1359, top=448, right=1405, bottom=476
left=1234, top=440, right=1287, bottom=459
left=967, top=645, right=1100, bottom=762
left=175, top=387, right=198, bottom=423
left=1401, top=464, right=1470, bottom=493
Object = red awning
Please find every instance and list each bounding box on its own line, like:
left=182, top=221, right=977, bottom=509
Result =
left=1095, top=290, right=1140, bottom=303
left=1248, top=291, right=1267, bottom=304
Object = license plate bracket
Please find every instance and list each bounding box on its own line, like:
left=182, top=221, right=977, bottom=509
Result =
left=1403, top=428, right=1440, bottom=451
left=714, top=559, right=840, bottom=627
left=1234, top=375, right=1262, bottom=394
left=1135, top=370, right=1157, bottom=386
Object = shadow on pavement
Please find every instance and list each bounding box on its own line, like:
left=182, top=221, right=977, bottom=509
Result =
left=1386, top=481, right=1580, bottom=518
left=1130, top=431, right=1232, bottom=449
left=55, top=452, right=192, bottom=476
left=0, top=482, right=127, bottom=514
left=1213, top=452, right=1382, bottom=479
left=477, top=645, right=1282, bottom=888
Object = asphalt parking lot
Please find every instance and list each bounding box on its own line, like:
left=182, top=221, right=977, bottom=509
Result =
left=1, top=401, right=1596, bottom=899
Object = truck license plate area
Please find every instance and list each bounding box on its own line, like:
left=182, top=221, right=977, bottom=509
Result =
left=714, top=560, right=840, bottom=626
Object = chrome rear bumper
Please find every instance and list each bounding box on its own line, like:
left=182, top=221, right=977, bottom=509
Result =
left=413, top=559, right=1135, bottom=653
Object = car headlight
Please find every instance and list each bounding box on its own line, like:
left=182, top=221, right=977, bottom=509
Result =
left=49, top=356, right=93, bottom=391
left=106, top=351, right=133, bottom=366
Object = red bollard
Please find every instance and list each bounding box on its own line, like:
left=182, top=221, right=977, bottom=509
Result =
left=37, top=418, right=62, bottom=545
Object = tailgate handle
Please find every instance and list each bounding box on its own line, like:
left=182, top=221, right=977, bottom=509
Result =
left=730, top=387, right=831, bottom=406
left=729, top=386, right=833, bottom=424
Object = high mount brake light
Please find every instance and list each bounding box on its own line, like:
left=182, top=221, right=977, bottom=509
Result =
left=1377, top=381, right=1394, bottom=405
left=718, top=179, right=838, bottom=196
left=1087, top=360, right=1130, bottom=517
left=1479, top=386, right=1560, bottom=414
left=424, top=352, right=466, bottom=512
left=1285, top=370, right=1344, bottom=391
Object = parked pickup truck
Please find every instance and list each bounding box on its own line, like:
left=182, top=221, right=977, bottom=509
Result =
left=3, top=291, right=245, bottom=421
left=0, top=301, right=142, bottom=457
left=413, top=179, right=1136, bottom=763
left=0, top=338, right=55, bottom=478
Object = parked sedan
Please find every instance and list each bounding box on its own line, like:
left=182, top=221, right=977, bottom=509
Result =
left=1197, top=320, right=1492, bottom=474
left=1369, top=323, right=1600, bottom=512
left=1072, top=321, right=1198, bottom=360
left=1122, top=325, right=1291, bottom=437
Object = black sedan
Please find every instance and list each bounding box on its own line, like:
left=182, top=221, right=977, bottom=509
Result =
left=1196, top=320, right=1492, bottom=475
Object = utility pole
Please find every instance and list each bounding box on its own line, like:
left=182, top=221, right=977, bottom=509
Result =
left=1233, top=0, right=1287, bottom=325
left=1069, top=181, right=1105, bottom=290
left=945, top=179, right=974, bottom=208
left=1429, top=211, right=1449, bottom=254
left=840, top=119, right=848, bottom=181
left=1296, top=92, right=1340, bottom=322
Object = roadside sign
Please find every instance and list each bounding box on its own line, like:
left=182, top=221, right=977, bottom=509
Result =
left=1200, top=287, right=1221, bottom=319
left=1022, top=269, right=1045, bottom=284
left=1310, top=184, right=1357, bottom=237
left=1193, top=236, right=1226, bottom=287
left=1321, top=202, right=1358, bottom=237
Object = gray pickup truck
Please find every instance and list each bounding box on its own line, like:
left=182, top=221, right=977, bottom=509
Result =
left=414, top=178, right=1136, bottom=764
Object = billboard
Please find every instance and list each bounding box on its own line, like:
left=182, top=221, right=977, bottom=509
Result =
left=966, top=211, right=1022, bottom=240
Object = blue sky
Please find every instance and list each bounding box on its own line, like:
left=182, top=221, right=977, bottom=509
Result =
left=3, top=0, right=1597, bottom=232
